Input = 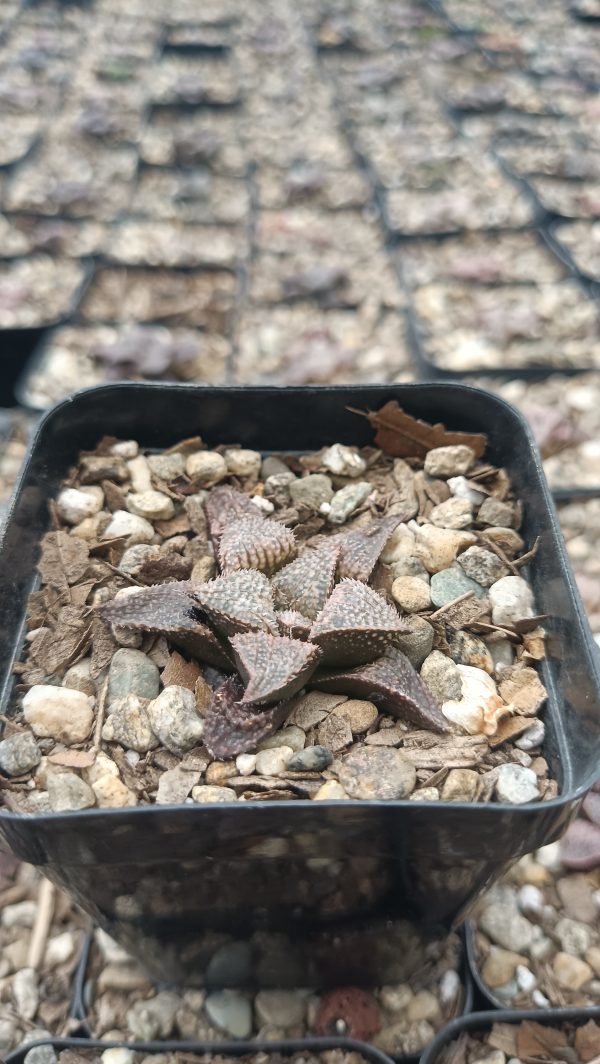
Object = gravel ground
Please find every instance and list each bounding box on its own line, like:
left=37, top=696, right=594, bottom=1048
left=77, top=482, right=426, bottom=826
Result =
left=0, top=0, right=599, bottom=1058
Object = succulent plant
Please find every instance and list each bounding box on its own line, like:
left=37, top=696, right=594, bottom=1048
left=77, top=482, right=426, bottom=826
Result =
left=100, top=504, right=448, bottom=757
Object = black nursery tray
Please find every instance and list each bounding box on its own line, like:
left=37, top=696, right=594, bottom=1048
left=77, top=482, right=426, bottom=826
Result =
left=5, top=1036, right=396, bottom=1064
left=420, top=1007, right=600, bottom=1064
left=0, top=383, right=599, bottom=989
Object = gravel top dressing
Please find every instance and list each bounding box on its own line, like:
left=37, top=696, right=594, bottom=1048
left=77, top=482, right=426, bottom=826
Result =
left=1, top=403, right=553, bottom=812
left=23, top=1051, right=380, bottom=1064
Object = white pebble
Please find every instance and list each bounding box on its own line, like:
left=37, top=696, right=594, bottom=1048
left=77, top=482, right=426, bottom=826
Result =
left=447, top=476, right=485, bottom=504
left=111, top=440, right=138, bottom=459
left=127, top=455, right=152, bottom=492
left=126, top=490, right=175, bottom=521
left=236, top=753, right=257, bottom=776
left=56, top=486, right=103, bottom=525
left=102, top=510, right=155, bottom=544
left=321, top=443, right=367, bottom=478
left=516, top=720, right=545, bottom=750
left=519, top=883, right=545, bottom=913
left=185, top=451, right=227, bottom=485
left=44, top=932, right=75, bottom=968
left=516, top=964, right=537, bottom=992
left=251, top=495, right=275, bottom=514
left=532, top=989, right=550, bottom=1008
left=12, top=968, right=38, bottom=1021
left=489, top=576, right=535, bottom=626
left=101, top=1050, right=135, bottom=1064
left=224, top=448, right=262, bottom=478
left=255, top=746, right=293, bottom=776
left=23, top=685, right=95, bottom=744
left=439, top=969, right=461, bottom=1007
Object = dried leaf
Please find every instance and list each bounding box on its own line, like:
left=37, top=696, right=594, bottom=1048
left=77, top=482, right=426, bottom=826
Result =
left=309, top=579, right=408, bottom=666
left=219, top=515, right=296, bottom=575
left=516, top=1021, right=568, bottom=1061
left=488, top=715, right=536, bottom=748
left=28, top=605, right=91, bottom=676
left=231, top=631, right=321, bottom=704
left=357, top=401, right=486, bottom=459
left=488, top=1023, right=518, bottom=1056
left=161, top=651, right=202, bottom=691
left=312, top=646, right=449, bottom=733
left=336, top=515, right=405, bottom=582
left=38, top=531, right=90, bottom=593
left=137, top=553, right=193, bottom=584
left=203, top=675, right=292, bottom=758
left=271, top=540, right=340, bottom=619
left=90, top=615, right=118, bottom=679
left=48, top=749, right=97, bottom=768
left=575, top=1020, right=600, bottom=1063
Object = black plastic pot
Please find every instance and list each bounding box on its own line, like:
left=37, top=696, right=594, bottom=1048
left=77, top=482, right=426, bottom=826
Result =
left=71, top=924, right=474, bottom=1054
left=0, top=384, right=599, bottom=987
left=5, top=1036, right=396, bottom=1064
left=420, top=1006, right=600, bottom=1064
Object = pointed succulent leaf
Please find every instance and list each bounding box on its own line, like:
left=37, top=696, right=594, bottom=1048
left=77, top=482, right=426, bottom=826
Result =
left=271, top=540, right=340, bottom=619
left=312, top=646, right=449, bottom=733
left=309, top=578, right=408, bottom=666
left=219, top=514, right=297, bottom=575
left=276, top=609, right=312, bottom=640
left=204, top=486, right=261, bottom=548
left=203, top=675, right=293, bottom=758
left=336, top=515, right=405, bottom=582
left=98, top=582, right=232, bottom=669
left=191, top=569, right=278, bottom=636
left=230, top=631, right=321, bottom=704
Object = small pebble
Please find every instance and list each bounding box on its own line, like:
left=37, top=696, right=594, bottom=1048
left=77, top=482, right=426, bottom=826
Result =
left=22, top=685, right=94, bottom=744
left=327, top=481, right=372, bottom=524
left=126, top=490, right=175, bottom=521
left=430, top=567, right=488, bottom=608
left=156, top=767, right=199, bottom=804
left=12, top=968, right=38, bottom=1020
left=112, top=440, right=138, bottom=459
left=429, top=497, right=473, bottom=530
left=107, top=648, right=160, bottom=705
left=495, top=764, right=540, bottom=804
left=331, top=699, right=378, bottom=734
left=489, top=576, right=535, bottom=626
left=334, top=747, right=416, bottom=800
left=192, top=785, right=236, bottom=802
left=553, top=951, right=593, bottom=990
left=235, top=753, right=257, bottom=776
left=57, top=486, right=103, bottom=525
left=479, top=901, right=535, bottom=952
left=127, top=455, right=152, bottom=492
left=147, top=453, right=185, bottom=480
left=255, top=989, right=306, bottom=1027
left=424, top=445, right=475, bottom=478
left=441, top=768, right=479, bottom=802
left=414, top=525, right=477, bottom=573
left=458, top=545, right=509, bottom=587
left=101, top=1051, right=135, bottom=1064
left=289, top=473, right=333, bottom=509
left=224, top=448, right=262, bottom=478
left=313, top=780, right=348, bottom=800
left=258, top=725, right=305, bottom=752
left=478, top=497, right=518, bottom=528
left=204, top=990, right=252, bottom=1038
left=127, top=990, right=181, bottom=1040
left=102, top=695, right=158, bottom=753
left=516, top=720, right=545, bottom=750
left=516, top=964, right=537, bottom=992
left=321, top=443, right=367, bottom=478
left=287, top=745, right=333, bottom=771
left=255, top=745, right=294, bottom=776
left=0, top=732, right=41, bottom=777
left=395, top=615, right=435, bottom=668
left=185, top=451, right=227, bottom=485
left=102, top=509, right=155, bottom=544
left=421, top=651, right=463, bottom=702
left=146, top=686, right=204, bottom=754
left=47, top=771, right=96, bottom=811
left=447, top=476, right=485, bottom=504
left=391, top=576, right=432, bottom=613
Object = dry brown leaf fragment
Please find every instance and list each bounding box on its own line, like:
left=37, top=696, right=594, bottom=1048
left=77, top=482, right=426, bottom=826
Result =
left=204, top=486, right=262, bottom=547
left=28, top=605, right=91, bottom=676
left=356, top=401, right=487, bottom=459
left=488, top=715, right=537, bottom=748
left=137, top=553, right=193, bottom=584
left=38, top=531, right=90, bottom=592
left=161, top=651, right=202, bottom=691
left=488, top=1023, right=519, bottom=1056
left=516, top=1021, right=568, bottom=1061
left=575, top=1021, right=600, bottom=1063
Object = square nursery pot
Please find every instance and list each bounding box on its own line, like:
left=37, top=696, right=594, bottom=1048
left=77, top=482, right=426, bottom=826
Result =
left=0, top=384, right=599, bottom=987
left=4, top=1037, right=396, bottom=1064
left=419, top=1007, right=600, bottom=1064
